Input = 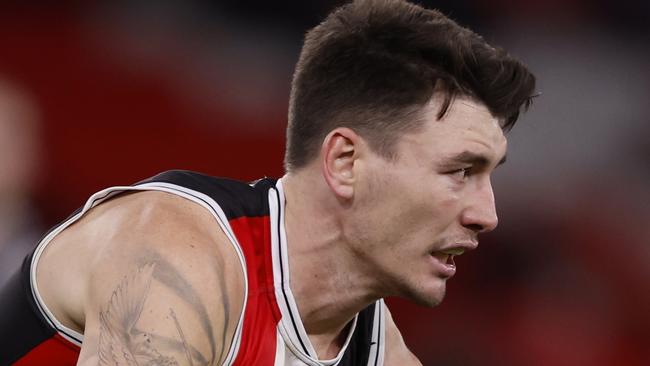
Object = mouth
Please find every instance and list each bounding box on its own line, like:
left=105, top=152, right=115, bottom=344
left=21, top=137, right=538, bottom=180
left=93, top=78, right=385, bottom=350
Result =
left=432, top=246, right=466, bottom=263
left=429, top=246, right=472, bottom=278
left=429, top=252, right=458, bottom=278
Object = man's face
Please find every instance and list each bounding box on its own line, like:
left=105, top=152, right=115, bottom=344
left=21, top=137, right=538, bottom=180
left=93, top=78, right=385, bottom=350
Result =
left=348, top=97, right=507, bottom=306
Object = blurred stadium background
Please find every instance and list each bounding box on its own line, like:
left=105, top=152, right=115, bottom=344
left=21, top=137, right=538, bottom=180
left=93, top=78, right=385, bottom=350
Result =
left=0, top=1, right=648, bottom=365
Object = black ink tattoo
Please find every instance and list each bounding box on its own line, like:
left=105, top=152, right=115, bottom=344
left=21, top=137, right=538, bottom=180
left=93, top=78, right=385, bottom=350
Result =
left=214, top=252, right=231, bottom=365
left=170, top=308, right=194, bottom=366
left=97, top=263, right=210, bottom=366
left=129, top=329, right=209, bottom=365
left=139, top=250, right=232, bottom=365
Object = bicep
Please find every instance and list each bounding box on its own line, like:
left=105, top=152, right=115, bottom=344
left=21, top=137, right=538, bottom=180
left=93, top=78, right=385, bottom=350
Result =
left=77, top=238, right=243, bottom=366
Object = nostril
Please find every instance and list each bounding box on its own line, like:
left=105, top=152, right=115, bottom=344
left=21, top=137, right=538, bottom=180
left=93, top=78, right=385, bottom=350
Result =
left=464, top=223, right=483, bottom=233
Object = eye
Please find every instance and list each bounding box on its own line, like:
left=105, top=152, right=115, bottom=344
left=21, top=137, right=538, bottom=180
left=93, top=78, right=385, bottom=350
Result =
left=449, top=167, right=472, bottom=180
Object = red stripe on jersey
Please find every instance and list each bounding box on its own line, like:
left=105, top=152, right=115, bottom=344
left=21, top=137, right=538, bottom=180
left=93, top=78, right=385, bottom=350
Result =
left=13, top=333, right=80, bottom=366
left=230, top=216, right=282, bottom=365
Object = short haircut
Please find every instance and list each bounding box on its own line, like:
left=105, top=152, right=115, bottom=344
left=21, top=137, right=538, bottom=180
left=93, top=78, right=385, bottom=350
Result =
left=285, top=0, right=536, bottom=171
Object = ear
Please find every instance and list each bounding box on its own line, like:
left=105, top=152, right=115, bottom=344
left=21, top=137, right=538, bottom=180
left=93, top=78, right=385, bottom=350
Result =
left=320, top=127, right=361, bottom=200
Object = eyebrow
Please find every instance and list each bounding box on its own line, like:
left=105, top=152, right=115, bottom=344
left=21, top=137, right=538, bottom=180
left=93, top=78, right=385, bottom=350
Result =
left=447, top=151, right=507, bottom=168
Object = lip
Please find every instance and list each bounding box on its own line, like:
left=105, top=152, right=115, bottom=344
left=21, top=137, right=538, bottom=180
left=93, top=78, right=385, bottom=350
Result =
left=429, top=241, right=478, bottom=278
left=440, top=241, right=479, bottom=253
left=429, top=253, right=456, bottom=278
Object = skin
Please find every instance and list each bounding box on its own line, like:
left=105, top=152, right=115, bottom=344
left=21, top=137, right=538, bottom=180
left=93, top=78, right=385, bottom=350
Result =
left=36, top=95, right=505, bottom=365
left=37, top=191, right=245, bottom=366
left=282, top=95, right=506, bottom=362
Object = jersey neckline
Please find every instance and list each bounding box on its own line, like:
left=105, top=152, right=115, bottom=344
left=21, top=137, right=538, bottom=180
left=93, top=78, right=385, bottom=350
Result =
left=269, top=178, right=359, bottom=366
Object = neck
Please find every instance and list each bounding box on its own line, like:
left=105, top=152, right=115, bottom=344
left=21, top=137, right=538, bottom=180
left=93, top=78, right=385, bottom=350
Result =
left=281, top=172, right=380, bottom=356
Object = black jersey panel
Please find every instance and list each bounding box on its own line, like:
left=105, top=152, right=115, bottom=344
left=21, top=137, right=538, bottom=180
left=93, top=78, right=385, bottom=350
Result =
left=139, top=170, right=272, bottom=220
left=339, top=303, right=377, bottom=366
left=0, top=253, right=55, bottom=365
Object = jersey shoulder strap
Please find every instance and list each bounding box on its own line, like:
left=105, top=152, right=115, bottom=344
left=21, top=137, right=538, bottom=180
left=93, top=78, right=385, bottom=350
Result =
left=138, top=170, right=274, bottom=220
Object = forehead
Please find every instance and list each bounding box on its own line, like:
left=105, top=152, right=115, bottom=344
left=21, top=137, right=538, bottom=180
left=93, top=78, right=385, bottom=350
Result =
left=399, top=96, right=507, bottom=160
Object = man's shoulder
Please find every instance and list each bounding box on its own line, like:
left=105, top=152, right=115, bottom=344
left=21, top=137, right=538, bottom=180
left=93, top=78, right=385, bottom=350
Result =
left=37, top=185, right=247, bottom=334
left=40, top=169, right=264, bottom=288
left=65, top=185, right=247, bottom=365
left=83, top=187, right=236, bottom=259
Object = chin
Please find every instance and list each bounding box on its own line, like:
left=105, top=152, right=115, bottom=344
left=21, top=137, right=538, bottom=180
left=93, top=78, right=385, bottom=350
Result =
left=402, top=281, right=447, bottom=307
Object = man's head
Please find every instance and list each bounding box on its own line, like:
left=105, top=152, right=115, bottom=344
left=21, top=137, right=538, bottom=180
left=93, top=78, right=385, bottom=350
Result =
left=284, top=0, right=535, bottom=172
left=283, top=0, right=536, bottom=306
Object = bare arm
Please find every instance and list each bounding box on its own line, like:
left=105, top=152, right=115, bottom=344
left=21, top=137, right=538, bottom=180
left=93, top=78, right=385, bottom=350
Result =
left=73, top=192, right=244, bottom=366
left=383, top=304, right=422, bottom=366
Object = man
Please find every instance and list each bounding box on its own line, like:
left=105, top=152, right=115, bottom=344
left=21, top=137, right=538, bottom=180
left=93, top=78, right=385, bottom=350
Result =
left=0, top=0, right=535, bottom=364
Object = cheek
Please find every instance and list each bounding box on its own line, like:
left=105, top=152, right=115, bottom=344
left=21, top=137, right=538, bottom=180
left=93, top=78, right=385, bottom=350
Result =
left=385, top=167, right=460, bottom=222
left=353, top=165, right=461, bottom=247
left=351, top=170, right=418, bottom=244
left=408, top=181, right=462, bottom=234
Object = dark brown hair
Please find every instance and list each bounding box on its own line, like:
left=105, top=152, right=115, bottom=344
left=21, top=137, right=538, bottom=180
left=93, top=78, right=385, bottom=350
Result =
left=285, top=0, right=536, bottom=171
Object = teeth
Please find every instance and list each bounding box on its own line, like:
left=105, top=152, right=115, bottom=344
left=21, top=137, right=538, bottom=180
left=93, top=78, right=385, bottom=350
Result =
left=440, top=247, right=465, bottom=256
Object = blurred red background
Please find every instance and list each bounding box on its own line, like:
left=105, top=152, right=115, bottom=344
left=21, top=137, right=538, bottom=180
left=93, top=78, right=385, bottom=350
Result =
left=0, top=1, right=648, bottom=365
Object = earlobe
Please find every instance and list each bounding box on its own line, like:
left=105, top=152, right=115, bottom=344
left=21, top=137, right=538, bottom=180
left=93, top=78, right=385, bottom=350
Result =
left=321, top=128, right=358, bottom=200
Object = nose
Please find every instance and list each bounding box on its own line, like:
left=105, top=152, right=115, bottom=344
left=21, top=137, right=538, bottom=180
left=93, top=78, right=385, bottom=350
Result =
left=461, top=178, right=499, bottom=234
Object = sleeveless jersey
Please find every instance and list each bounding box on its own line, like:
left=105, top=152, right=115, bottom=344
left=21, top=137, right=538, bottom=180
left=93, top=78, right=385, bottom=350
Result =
left=0, top=170, right=386, bottom=365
